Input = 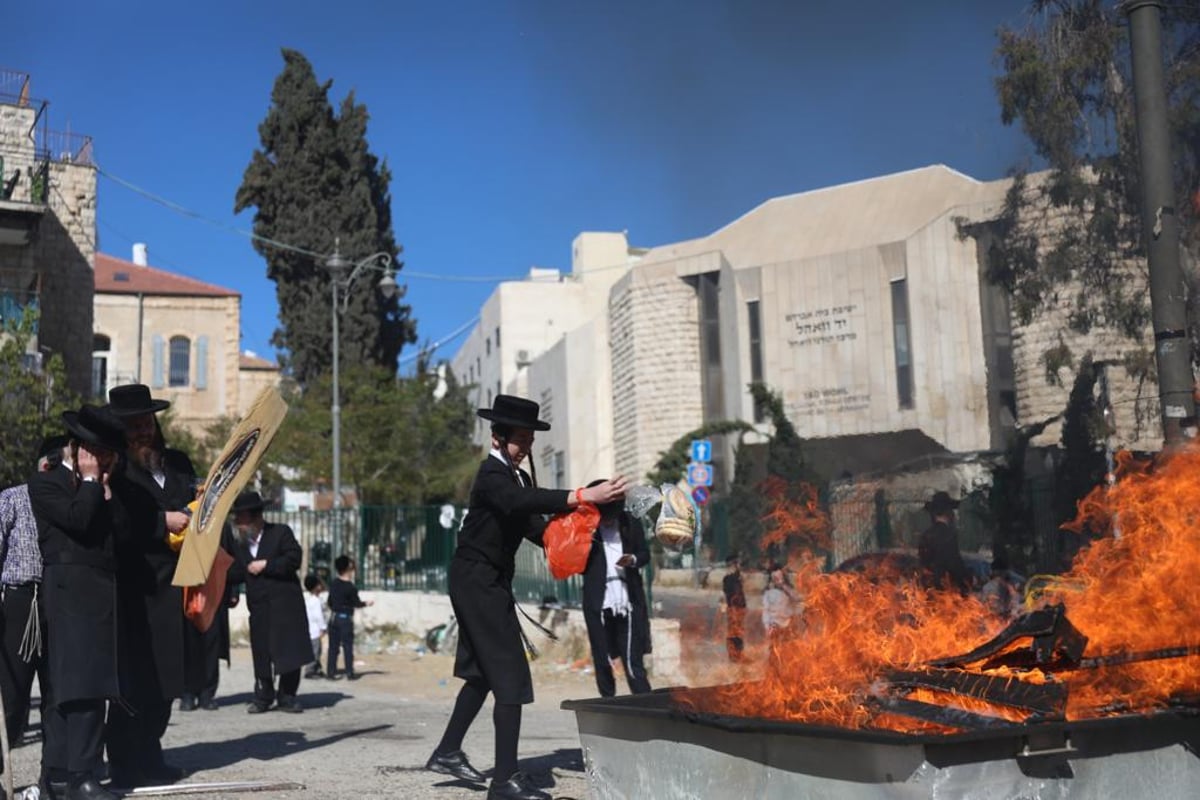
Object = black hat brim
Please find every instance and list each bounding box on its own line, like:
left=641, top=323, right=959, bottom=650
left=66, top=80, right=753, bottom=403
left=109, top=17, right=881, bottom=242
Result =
left=108, top=399, right=171, bottom=416
left=62, top=411, right=125, bottom=452
left=477, top=408, right=551, bottom=431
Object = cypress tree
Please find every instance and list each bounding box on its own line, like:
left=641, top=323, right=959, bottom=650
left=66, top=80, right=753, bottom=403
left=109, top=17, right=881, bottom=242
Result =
left=235, top=49, right=416, bottom=383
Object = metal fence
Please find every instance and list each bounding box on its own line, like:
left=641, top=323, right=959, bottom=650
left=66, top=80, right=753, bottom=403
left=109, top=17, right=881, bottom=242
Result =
left=263, top=505, right=585, bottom=605
left=698, top=479, right=1065, bottom=575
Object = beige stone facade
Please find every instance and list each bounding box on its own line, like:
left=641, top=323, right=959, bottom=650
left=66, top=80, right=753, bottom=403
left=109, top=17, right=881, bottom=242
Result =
left=452, top=165, right=1163, bottom=490
left=0, top=72, right=96, bottom=393
left=93, top=249, right=280, bottom=435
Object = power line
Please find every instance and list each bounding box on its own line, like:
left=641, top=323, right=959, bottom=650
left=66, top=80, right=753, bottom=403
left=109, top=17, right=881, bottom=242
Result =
left=399, top=315, right=479, bottom=366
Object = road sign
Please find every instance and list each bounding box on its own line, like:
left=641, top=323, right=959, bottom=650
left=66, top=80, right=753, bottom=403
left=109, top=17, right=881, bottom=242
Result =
left=692, top=486, right=711, bottom=505
left=690, top=439, right=713, bottom=463
left=687, top=462, right=713, bottom=487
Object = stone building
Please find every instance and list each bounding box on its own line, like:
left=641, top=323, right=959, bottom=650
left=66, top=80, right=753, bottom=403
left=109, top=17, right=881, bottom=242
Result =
left=0, top=70, right=96, bottom=393
left=93, top=246, right=280, bottom=434
left=452, top=165, right=1160, bottom=490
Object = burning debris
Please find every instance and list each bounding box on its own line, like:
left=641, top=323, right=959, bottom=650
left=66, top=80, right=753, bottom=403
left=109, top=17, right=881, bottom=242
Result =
left=674, top=446, right=1200, bottom=735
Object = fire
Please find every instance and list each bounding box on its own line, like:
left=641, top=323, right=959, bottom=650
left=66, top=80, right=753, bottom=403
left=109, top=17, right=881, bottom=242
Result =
left=676, top=446, right=1200, bottom=732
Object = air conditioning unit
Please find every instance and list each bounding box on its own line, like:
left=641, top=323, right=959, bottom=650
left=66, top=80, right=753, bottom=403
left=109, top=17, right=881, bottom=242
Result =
left=516, top=349, right=531, bottom=367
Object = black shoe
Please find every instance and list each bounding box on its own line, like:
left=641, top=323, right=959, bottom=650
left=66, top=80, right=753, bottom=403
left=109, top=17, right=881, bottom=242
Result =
left=66, top=779, right=119, bottom=800
left=106, top=769, right=141, bottom=789
left=346, top=673, right=361, bottom=681
left=178, top=693, right=198, bottom=712
left=202, top=698, right=220, bottom=710
left=246, top=700, right=272, bottom=714
left=277, top=696, right=303, bottom=714
left=426, top=749, right=485, bottom=783
left=42, top=779, right=70, bottom=800
left=487, top=772, right=551, bottom=800
left=327, top=672, right=343, bottom=681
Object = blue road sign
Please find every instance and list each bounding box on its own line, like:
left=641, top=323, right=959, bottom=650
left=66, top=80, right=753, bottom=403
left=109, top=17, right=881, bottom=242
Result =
left=689, top=439, right=713, bottom=463
left=692, top=486, right=711, bottom=505
left=687, top=462, right=713, bottom=487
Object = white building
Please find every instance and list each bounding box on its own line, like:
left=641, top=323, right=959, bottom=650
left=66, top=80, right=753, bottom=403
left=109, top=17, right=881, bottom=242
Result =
left=451, top=165, right=1158, bottom=491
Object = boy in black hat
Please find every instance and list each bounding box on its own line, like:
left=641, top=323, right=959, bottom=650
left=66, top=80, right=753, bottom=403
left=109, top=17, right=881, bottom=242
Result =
left=28, top=405, right=130, bottom=800
left=226, top=490, right=312, bottom=713
left=104, top=383, right=194, bottom=787
left=425, top=395, right=627, bottom=800
left=917, top=491, right=971, bottom=594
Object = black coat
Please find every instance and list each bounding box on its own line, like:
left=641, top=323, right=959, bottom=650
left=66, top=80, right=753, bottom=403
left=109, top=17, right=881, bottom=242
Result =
left=28, top=465, right=124, bottom=705
left=918, top=520, right=971, bottom=593
left=227, top=522, right=312, bottom=674
left=450, top=456, right=571, bottom=704
left=581, top=511, right=652, bottom=655
left=111, top=450, right=195, bottom=703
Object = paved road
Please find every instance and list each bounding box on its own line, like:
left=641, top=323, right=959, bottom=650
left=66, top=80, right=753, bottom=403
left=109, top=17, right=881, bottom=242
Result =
left=8, top=647, right=592, bottom=800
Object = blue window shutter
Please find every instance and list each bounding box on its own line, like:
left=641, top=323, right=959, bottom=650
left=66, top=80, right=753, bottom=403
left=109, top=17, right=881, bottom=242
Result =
left=151, top=335, right=165, bottom=389
left=196, top=336, right=209, bottom=390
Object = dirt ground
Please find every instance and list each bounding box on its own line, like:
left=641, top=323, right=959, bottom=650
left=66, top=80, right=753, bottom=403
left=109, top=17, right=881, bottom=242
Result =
left=7, top=642, right=608, bottom=800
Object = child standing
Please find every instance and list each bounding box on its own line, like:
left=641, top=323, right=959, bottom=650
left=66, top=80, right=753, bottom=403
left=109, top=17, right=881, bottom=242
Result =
left=327, top=555, right=373, bottom=680
left=303, top=575, right=327, bottom=679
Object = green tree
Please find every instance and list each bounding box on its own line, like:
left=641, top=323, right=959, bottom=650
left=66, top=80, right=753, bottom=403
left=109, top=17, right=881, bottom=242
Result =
left=0, top=311, right=79, bottom=487
left=988, top=0, right=1200, bottom=370
left=272, top=362, right=477, bottom=506
left=235, top=48, right=417, bottom=384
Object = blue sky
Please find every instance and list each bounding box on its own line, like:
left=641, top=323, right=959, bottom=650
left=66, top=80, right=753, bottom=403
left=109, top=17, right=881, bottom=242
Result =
left=10, top=0, right=1035, bottom=369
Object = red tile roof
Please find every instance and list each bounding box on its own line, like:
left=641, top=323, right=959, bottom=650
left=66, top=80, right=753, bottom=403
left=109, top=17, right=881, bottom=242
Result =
left=239, top=353, right=278, bottom=371
left=94, top=253, right=240, bottom=297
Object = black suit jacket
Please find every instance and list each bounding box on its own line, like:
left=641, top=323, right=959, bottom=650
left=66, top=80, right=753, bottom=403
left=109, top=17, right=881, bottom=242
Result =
left=454, top=456, right=572, bottom=579
left=227, top=522, right=312, bottom=673
left=581, top=511, right=652, bottom=654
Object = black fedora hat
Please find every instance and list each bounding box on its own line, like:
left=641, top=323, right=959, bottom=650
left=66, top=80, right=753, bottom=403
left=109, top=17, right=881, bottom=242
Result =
left=62, top=405, right=127, bottom=452
left=37, top=433, right=70, bottom=461
left=924, top=491, right=960, bottom=515
left=477, top=394, right=550, bottom=432
left=108, top=383, right=170, bottom=416
left=232, top=490, right=265, bottom=514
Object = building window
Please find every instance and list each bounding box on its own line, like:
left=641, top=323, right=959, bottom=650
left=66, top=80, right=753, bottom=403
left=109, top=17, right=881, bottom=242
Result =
left=487, top=389, right=493, bottom=407
left=469, top=364, right=474, bottom=383
left=496, top=380, right=501, bottom=398
left=698, top=272, right=724, bottom=420
left=747, top=301, right=764, bottom=423
left=486, top=336, right=491, bottom=356
left=554, top=451, right=565, bottom=488
left=891, top=279, right=914, bottom=409
left=92, top=334, right=111, bottom=400
left=495, top=326, right=501, bottom=349
left=169, top=336, right=190, bottom=387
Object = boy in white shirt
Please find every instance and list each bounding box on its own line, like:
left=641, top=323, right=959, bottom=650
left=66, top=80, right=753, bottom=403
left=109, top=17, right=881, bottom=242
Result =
left=303, top=575, right=327, bottom=679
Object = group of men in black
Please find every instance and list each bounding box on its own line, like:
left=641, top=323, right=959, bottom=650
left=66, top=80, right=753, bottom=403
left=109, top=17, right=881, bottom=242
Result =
left=0, top=384, right=308, bottom=800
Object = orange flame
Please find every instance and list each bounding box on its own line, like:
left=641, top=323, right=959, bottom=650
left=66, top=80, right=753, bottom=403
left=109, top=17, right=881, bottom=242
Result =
left=677, top=446, right=1200, bottom=731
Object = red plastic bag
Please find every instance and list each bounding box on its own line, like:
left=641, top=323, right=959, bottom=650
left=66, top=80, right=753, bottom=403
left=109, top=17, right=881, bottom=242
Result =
left=184, top=546, right=233, bottom=633
left=544, top=502, right=601, bottom=579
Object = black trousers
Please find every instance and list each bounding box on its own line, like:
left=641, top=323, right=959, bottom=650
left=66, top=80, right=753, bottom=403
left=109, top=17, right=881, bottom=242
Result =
left=107, top=694, right=172, bottom=774
left=0, top=583, right=50, bottom=752
left=327, top=616, right=355, bottom=676
left=586, top=608, right=651, bottom=697
left=182, top=616, right=221, bottom=702
left=251, top=643, right=300, bottom=702
left=43, top=699, right=105, bottom=777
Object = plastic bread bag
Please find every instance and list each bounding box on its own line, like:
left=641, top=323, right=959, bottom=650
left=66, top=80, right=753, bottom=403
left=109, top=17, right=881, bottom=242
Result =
left=624, top=484, right=664, bottom=520
left=655, top=482, right=699, bottom=552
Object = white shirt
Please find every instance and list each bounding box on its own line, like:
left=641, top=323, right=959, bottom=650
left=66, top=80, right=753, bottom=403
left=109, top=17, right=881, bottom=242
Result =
left=598, top=519, right=630, bottom=615
left=248, top=531, right=262, bottom=558
left=305, top=592, right=327, bottom=639
left=489, top=448, right=526, bottom=485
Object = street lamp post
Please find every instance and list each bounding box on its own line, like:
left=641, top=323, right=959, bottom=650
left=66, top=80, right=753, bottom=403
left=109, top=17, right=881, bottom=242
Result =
left=325, top=238, right=399, bottom=509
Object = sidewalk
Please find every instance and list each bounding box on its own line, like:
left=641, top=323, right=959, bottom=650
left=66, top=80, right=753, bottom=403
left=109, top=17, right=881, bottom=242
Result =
left=9, top=645, right=593, bottom=799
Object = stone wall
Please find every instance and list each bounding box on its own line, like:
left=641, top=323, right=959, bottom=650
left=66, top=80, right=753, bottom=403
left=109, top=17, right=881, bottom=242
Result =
left=609, top=259, right=704, bottom=481
left=0, top=100, right=96, bottom=394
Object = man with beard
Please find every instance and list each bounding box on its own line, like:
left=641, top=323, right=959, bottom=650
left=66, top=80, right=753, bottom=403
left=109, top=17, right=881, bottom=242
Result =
left=104, top=384, right=193, bottom=788
left=29, top=405, right=130, bottom=800
left=226, top=491, right=311, bottom=713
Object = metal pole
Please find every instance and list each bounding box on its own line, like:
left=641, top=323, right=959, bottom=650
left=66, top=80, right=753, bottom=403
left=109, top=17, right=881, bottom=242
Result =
left=1122, top=0, right=1195, bottom=445
left=331, top=276, right=342, bottom=510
